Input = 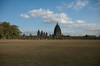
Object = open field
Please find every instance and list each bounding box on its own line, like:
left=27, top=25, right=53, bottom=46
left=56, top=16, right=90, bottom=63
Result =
left=0, top=40, right=100, bottom=66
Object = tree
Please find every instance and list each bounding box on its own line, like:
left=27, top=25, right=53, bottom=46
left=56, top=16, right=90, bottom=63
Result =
left=0, top=25, right=4, bottom=39
left=0, top=22, right=21, bottom=39
left=1, top=22, right=10, bottom=39
left=10, top=25, right=21, bottom=39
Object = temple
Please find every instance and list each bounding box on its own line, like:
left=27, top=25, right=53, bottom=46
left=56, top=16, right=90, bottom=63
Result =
left=53, top=23, right=62, bottom=39
left=37, top=23, right=62, bottom=39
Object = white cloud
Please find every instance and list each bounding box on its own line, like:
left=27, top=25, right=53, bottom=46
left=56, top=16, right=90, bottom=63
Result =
left=62, top=29, right=100, bottom=36
left=67, top=0, right=88, bottom=10
left=67, top=2, right=74, bottom=8
left=20, top=14, right=30, bottom=18
left=71, top=22, right=100, bottom=31
left=20, top=9, right=100, bottom=31
left=56, top=6, right=64, bottom=11
left=28, top=9, right=73, bottom=24
left=81, top=23, right=100, bottom=30
left=76, top=20, right=85, bottom=23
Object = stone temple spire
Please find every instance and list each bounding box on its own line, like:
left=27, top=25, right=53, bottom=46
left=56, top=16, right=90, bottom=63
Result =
left=54, top=23, right=62, bottom=39
left=37, top=29, right=40, bottom=36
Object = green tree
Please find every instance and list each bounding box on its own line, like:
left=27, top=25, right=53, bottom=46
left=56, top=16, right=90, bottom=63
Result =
left=0, top=25, right=4, bottom=39
left=10, top=25, right=21, bottom=39
left=0, top=22, right=21, bottom=39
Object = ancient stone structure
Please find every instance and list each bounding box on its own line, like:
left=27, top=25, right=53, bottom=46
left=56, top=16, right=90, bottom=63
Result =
left=37, top=30, right=48, bottom=39
left=37, top=30, right=40, bottom=37
left=53, top=23, right=62, bottom=39
left=37, top=23, right=62, bottom=39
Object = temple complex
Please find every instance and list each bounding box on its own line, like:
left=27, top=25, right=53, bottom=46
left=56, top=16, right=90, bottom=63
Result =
left=37, top=23, right=62, bottom=39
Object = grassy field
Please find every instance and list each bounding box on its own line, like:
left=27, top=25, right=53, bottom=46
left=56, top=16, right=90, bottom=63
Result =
left=0, top=40, right=100, bottom=66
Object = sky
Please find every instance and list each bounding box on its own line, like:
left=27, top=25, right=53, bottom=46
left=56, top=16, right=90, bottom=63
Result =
left=0, top=0, right=100, bottom=36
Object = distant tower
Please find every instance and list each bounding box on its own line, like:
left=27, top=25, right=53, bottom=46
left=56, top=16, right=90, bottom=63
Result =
left=40, top=30, right=43, bottom=36
left=54, top=23, right=62, bottom=39
left=37, top=30, right=40, bottom=37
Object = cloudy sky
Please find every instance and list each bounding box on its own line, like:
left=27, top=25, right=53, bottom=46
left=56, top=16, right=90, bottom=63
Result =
left=0, top=0, right=100, bottom=36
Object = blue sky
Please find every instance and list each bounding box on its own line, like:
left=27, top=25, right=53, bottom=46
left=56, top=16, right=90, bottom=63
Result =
left=0, top=0, right=100, bottom=36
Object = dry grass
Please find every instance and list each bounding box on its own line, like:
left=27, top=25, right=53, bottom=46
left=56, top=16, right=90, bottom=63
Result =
left=0, top=40, right=100, bottom=66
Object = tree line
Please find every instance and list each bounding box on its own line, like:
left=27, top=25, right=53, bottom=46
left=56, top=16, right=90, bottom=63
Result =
left=0, top=22, right=100, bottom=40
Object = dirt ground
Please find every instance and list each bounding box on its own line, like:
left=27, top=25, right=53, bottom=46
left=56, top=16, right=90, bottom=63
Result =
left=0, top=40, right=100, bottom=66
